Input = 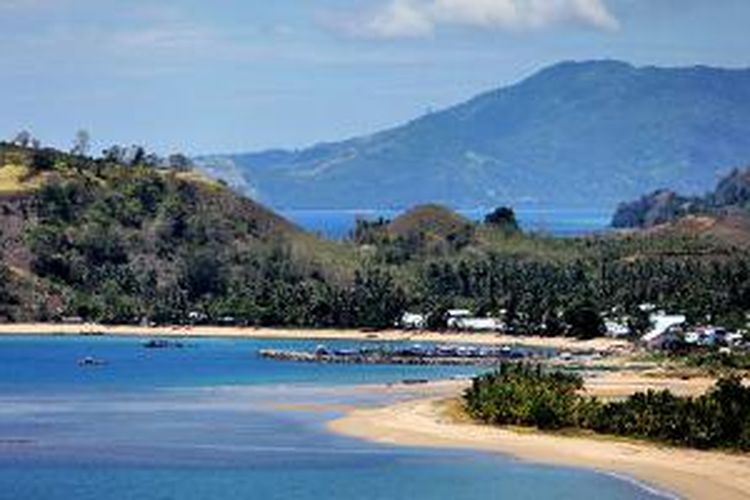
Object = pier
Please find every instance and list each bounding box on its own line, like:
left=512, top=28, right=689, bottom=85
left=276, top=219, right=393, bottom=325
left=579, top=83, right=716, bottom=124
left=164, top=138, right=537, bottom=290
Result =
left=259, top=344, right=538, bottom=366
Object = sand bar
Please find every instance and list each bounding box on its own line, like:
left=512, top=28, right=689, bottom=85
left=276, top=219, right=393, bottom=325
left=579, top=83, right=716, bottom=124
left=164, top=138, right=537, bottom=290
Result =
left=329, top=387, right=750, bottom=500
left=0, top=323, right=629, bottom=351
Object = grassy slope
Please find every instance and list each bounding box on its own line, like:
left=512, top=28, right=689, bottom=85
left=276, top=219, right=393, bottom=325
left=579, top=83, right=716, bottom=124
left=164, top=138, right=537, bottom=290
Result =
left=0, top=163, right=47, bottom=194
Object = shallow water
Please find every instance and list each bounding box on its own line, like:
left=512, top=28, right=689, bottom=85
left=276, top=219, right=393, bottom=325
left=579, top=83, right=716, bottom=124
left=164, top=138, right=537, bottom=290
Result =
left=0, top=336, right=485, bottom=393
left=0, top=336, right=669, bottom=499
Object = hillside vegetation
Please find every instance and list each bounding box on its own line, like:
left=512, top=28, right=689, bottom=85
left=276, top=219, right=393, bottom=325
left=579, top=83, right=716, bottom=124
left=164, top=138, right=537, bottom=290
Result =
left=466, top=364, right=750, bottom=451
left=1, top=143, right=749, bottom=336
left=0, top=143, right=367, bottom=324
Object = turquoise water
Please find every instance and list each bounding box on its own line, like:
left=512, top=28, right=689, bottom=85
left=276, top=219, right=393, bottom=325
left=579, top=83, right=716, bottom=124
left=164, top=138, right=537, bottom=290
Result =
left=281, top=208, right=612, bottom=239
left=0, top=336, right=484, bottom=392
left=0, top=336, right=669, bottom=499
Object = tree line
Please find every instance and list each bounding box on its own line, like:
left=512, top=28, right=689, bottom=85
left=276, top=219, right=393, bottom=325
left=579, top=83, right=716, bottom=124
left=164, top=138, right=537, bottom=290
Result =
left=5, top=129, right=193, bottom=171
left=1, top=141, right=749, bottom=335
left=465, top=363, right=750, bottom=450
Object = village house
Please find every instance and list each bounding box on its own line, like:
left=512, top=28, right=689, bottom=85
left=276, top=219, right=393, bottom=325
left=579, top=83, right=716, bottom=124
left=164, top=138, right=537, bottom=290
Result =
left=684, top=326, right=744, bottom=347
left=604, top=320, right=631, bottom=338
left=641, top=312, right=687, bottom=349
left=445, top=309, right=472, bottom=328
left=399, top=312, right=426, bottom=330
left=446, top=309, right=505, bottom=332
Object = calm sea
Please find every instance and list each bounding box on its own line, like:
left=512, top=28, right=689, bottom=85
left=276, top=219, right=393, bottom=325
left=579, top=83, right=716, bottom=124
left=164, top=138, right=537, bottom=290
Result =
left=0, top=336, right=668, bottom=500
left=281, top=208, right=612, bottom=240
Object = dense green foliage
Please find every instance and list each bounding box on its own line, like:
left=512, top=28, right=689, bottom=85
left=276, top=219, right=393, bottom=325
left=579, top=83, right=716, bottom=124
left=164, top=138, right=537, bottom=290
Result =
left=679, top=350, right=750, bottom=372
left=464, top=363, right=584, bottom=430
left=465, top=364, right=750, bottom=450
left=0, top=145, right=409, bottom=327
left=410, top=249, right=750, bottom=336
left=0, top=255, right=14, bottom=321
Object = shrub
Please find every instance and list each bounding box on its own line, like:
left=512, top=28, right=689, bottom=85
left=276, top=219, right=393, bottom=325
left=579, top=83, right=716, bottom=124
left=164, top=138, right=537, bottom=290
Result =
left=465, top=364, right=750, bottom=451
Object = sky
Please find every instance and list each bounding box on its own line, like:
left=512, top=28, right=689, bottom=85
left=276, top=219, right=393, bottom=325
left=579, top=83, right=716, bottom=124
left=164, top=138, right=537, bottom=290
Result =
left=1, top=0, right=749, bottom=156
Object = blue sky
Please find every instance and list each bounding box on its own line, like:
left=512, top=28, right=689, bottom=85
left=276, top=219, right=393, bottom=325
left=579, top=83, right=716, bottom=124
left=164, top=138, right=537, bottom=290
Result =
left=1, top=0, right=748, bottom=155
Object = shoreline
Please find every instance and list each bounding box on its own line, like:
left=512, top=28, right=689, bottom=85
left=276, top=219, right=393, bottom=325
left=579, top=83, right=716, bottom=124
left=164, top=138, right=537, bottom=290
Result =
left=328, top=392, right=750, bottom=500
left=0, top=323, right=630, bottom=351
left=1, top=321, right=744, bottom=497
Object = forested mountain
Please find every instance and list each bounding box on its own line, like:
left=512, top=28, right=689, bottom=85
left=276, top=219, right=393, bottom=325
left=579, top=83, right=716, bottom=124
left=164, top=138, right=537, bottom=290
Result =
left=197, top=60, right=750, bottom=209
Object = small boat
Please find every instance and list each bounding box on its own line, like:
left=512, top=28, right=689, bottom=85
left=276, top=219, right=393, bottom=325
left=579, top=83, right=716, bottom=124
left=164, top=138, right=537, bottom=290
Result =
left=143, top=339, right=184, bottom=349
left=401, top=378, right=429, bottom=385
left=79, top=331, right=104, bottom=336
left=77, top=356, right=107, bottom=367
left=333, top=349, right=358, bottom=357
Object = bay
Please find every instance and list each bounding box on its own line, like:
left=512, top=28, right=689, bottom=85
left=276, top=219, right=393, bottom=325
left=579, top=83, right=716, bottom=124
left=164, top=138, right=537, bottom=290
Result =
left=0, top=336, right=669, bottom=500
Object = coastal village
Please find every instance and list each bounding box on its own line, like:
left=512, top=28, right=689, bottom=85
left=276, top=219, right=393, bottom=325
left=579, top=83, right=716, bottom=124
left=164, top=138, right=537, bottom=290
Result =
left=49, top=298, right=750, bottom=369
left=397, top=306, right=747, bottom=352
left=254, top=304, right=749, bottom=376
left=1, top=2, right=750, bottom=498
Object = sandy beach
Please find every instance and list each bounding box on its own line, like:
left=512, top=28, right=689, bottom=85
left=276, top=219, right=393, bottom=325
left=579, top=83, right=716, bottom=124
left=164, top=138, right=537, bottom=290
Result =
left=0, top=323, right=630, bottom=351
left=329, top=377, right=750, bottom=500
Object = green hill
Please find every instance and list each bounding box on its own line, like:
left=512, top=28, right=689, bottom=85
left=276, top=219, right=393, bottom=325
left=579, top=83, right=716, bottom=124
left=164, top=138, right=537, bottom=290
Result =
left=388, top=204, right=472, bottom=239
left=0, top=143, right=355, bottom=324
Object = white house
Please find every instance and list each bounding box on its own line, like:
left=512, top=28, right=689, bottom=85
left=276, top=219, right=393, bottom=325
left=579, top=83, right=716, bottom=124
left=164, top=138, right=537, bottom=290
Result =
left=726, top=332, right=745, bottom=347
left=455, top=317, right=505, bottom=332
left=400, top=312, right=426, bottom=330
left=638, top=303, right=657, bottom=313
left=605, top=320, right=631, bottom=338
left=446, top=310, right=472, bottom=329
left=187, top=311, right=207, bottom=323
left=445, top=309, right=504, bottom=332
left=641, top=312, right=687, bottom=349
left=684, top=326, right=730, bottom=347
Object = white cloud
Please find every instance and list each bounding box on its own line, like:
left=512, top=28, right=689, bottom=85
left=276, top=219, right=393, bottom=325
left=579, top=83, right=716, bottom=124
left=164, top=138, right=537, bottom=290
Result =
left=332, top=0, right=619, bottom=39
left=365, top=1, right=435, bottom=38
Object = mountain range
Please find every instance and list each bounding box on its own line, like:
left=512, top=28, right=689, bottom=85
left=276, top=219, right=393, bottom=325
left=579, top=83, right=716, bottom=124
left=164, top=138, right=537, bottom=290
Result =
left=196, top=60, right=750, bottom=210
